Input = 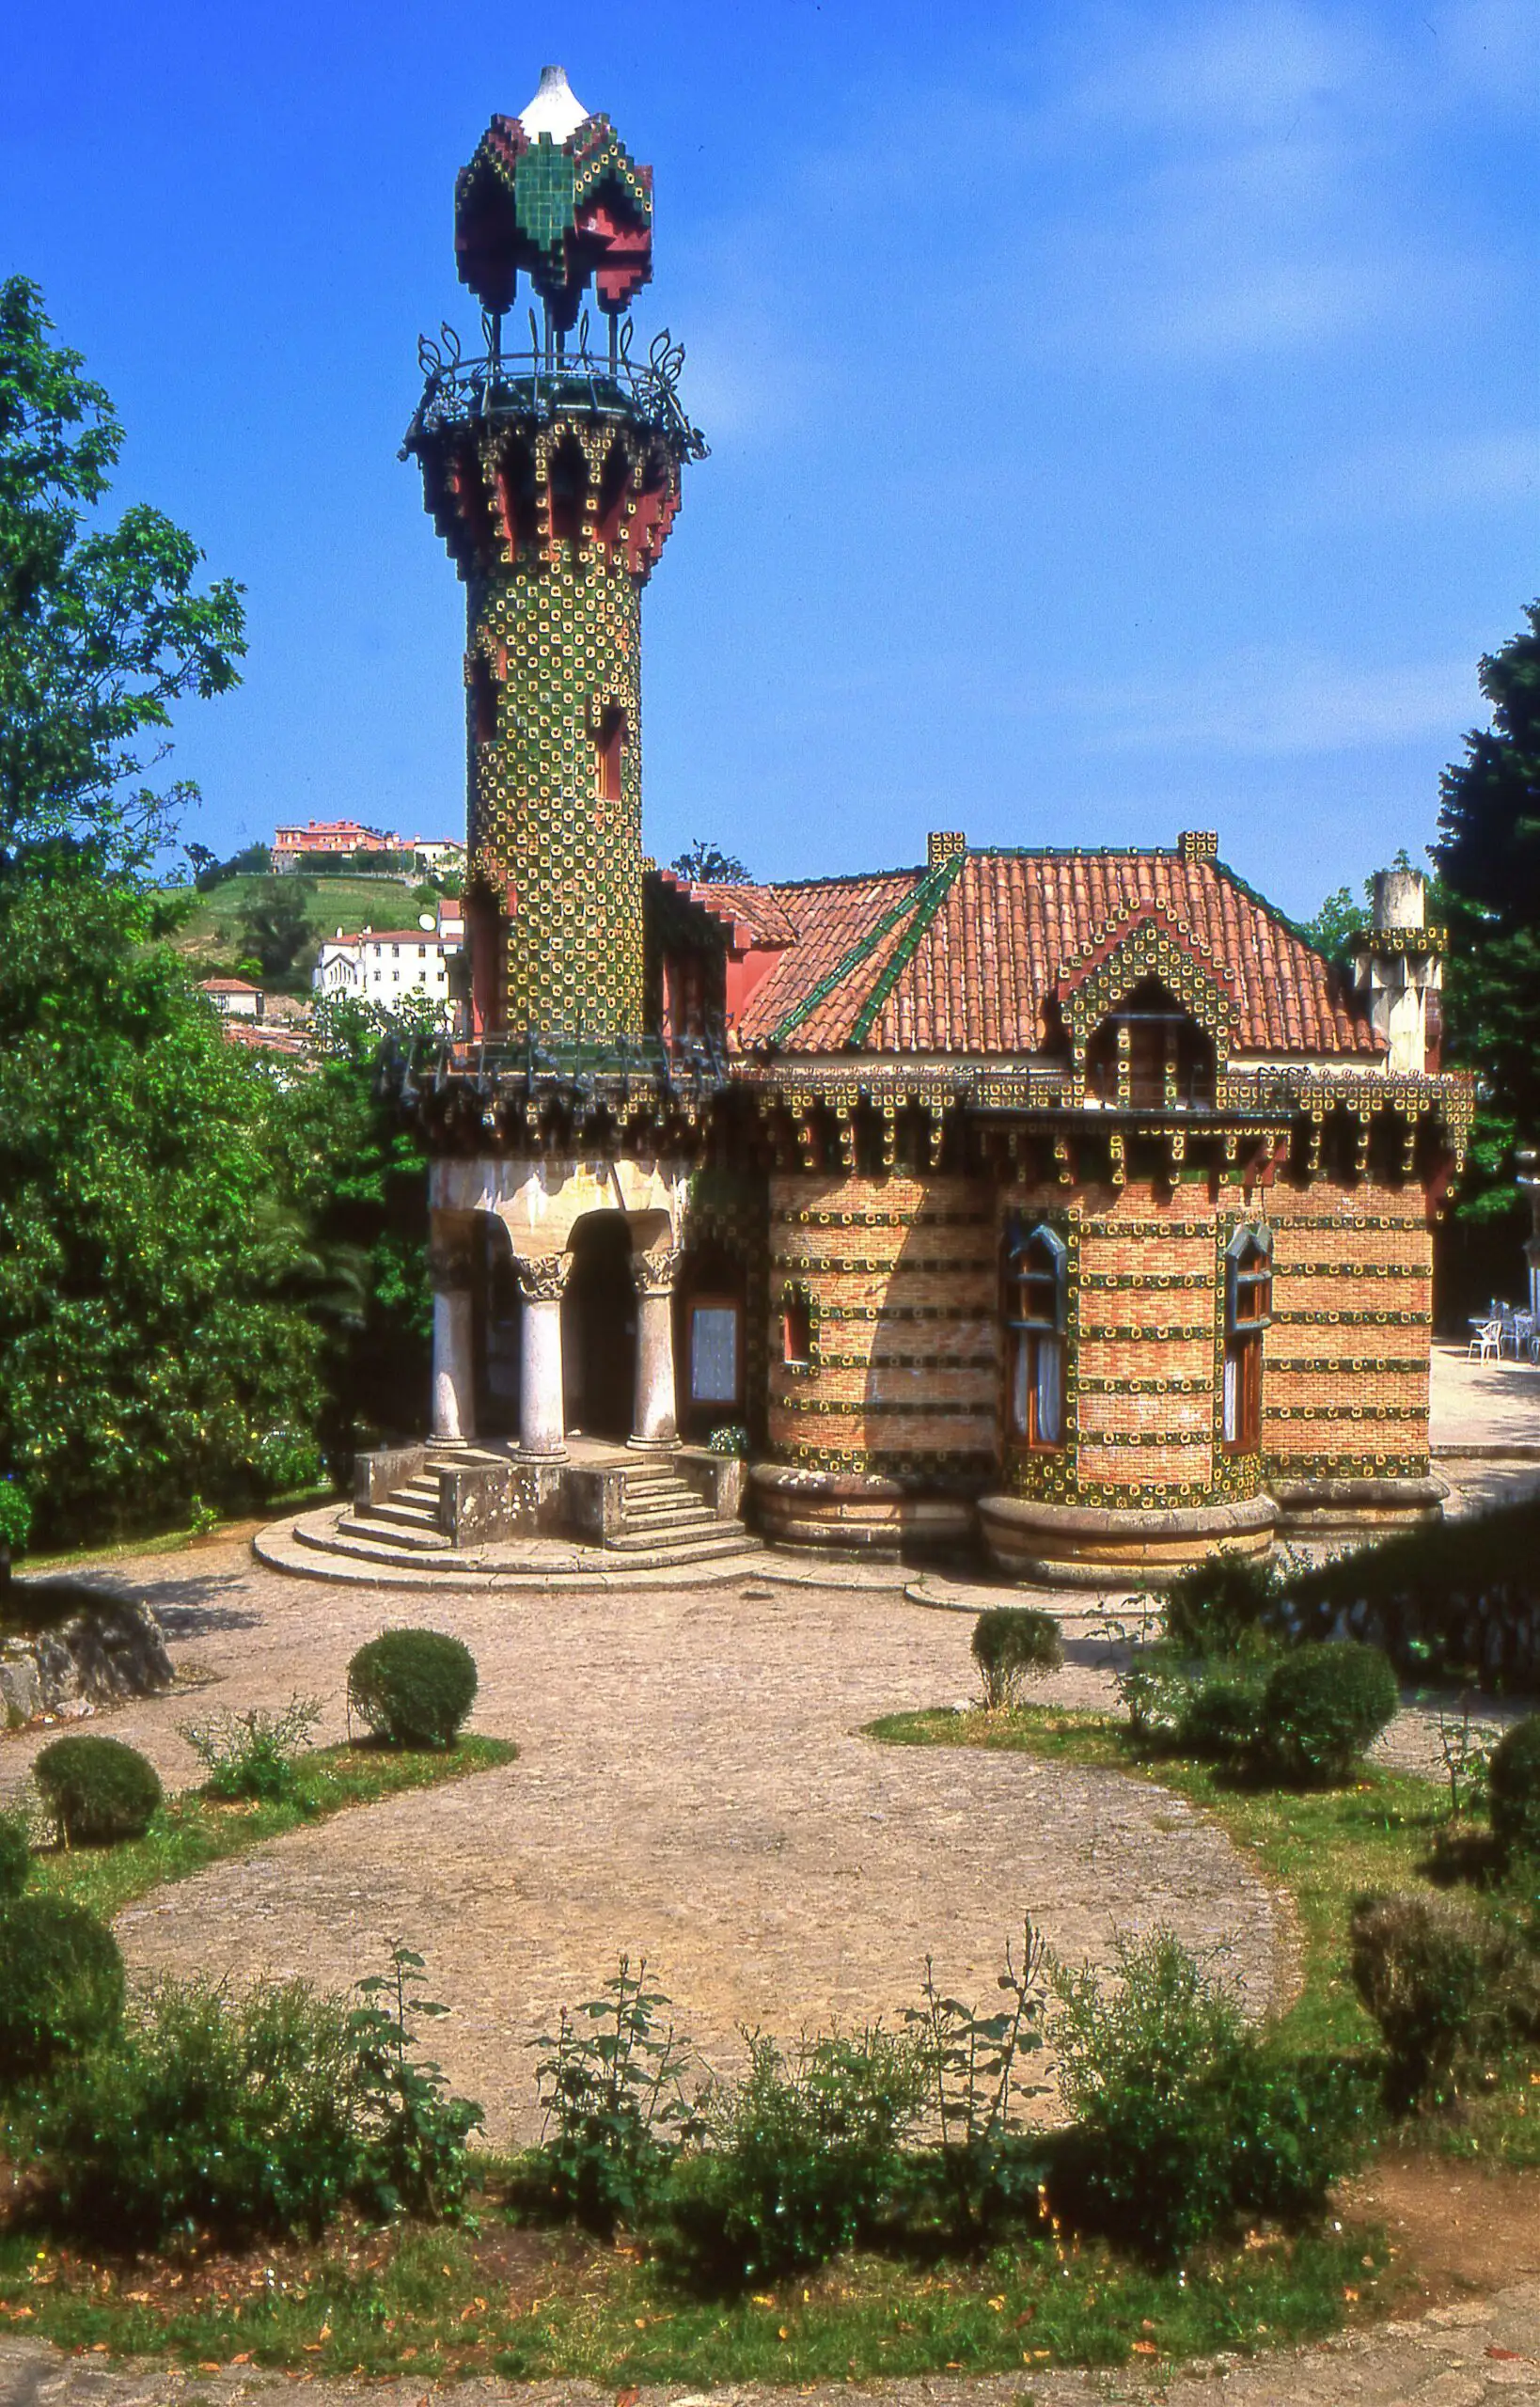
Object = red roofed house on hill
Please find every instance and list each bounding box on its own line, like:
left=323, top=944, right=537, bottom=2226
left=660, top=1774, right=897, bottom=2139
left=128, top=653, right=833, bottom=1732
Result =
left=295, top=67, right=1471, bottom=1584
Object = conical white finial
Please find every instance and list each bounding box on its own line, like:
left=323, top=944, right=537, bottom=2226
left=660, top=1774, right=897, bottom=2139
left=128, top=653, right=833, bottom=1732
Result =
left=518, top=63, right=589, bottom=143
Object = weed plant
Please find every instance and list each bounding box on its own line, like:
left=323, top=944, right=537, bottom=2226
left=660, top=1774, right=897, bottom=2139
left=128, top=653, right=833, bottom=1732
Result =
left=180, top=1694, right=322, bottom=1802
left=528, top=1957, right=699, bottom=2234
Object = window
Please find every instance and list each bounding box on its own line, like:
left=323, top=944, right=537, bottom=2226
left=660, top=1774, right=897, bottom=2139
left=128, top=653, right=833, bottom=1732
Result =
left=595, top=704, right=627, bottom=804
left=781, top=1287, right=813, bottom=1369
left=1085, top=978, right=1217, bottom=1109
left=690, top=1301, right=742, bottom=1406
left=469, top=653, right=497, bottom=746
left=1223, top=1226, right=1272, bottom=1454
left=1004, top=1223, right=1068, bottom=1448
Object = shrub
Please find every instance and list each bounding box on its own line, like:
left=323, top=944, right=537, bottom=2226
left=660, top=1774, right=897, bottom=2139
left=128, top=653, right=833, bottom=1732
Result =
left=665, top=2027, right=925, bottom=2286
left=0, top=1807, right=32, bottom=1896
left=253, top=1426, right=324, bottom=1498
left=531, top=1957, right=699, bottom=2233
left=1051, top=1928, right=1369, bottom=2262
left=899, top=1921, right=1051, bottom=2240
left=1258, top=1640, right=1399, bottom=1786
left=970, top=1607, right=1063, bottom=1709
left=181, top=1693, right=322, bottom=1802
left=1488, top=1715, right=1540, bottom=1864
left=347, top=1628, right=478, bottom=1749
left=33, top=1734, right=163, bottom=1844
left=1164, top=1550, right=1282, bottom=1657
left=348, top=1944, right=484, bottom=2221
left=0, top=1477, right=32, bottom=1578
left=0, top=1896, right=124, bottom=2079
left=1176, top=1673, right=1265, bottom=1763
left=38, top=1974, right=365, bottom=2241
left=1348, top=1890, right=1528, bottom=2110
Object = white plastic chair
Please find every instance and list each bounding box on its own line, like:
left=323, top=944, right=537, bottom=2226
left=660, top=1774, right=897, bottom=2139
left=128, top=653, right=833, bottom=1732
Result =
left=1468, top=1319, right=1501, bottom=1361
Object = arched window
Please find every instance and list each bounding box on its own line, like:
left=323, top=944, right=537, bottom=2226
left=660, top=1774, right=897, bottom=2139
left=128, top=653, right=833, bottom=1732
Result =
left=1223, top=1226, right=1272, bottom=1454
left=1004, top=1223, right=1068, bottom=1449
left=1085, top=978, right=1217, bottom=1109
left=781, top=1285, right=814, bottom=1370
left=594, top=704, right=627, bottom=803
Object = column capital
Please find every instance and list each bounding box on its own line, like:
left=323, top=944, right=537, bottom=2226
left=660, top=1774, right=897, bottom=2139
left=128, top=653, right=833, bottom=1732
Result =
left=630, top=1243, right=683, bottom=1299
left=512, top=1251, right=573, bottom=1303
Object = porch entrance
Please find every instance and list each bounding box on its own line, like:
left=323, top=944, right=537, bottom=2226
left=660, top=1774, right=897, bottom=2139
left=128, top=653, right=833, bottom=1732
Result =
left=561, top=1212, right=636, bottom=1441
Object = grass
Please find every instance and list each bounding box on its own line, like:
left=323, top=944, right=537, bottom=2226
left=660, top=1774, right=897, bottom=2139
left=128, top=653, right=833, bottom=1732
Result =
left=0, top=2205, right=1390, bottom=2384
left=166, top=872, right=430, bottom=987
left=22, top=1735, right=517, bottom=1924
left=870, top=1701, right=1540, bottom=2163
left=12, top=1485, right=338, bottom=1575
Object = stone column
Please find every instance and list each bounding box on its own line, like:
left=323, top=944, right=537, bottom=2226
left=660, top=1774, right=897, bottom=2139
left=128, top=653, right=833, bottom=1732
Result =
left=629, top=1245, right=683, bottom=1451
left=513, top=1252, right=572, bottom=1457
left=429, top=1234, right=477, bottom=1446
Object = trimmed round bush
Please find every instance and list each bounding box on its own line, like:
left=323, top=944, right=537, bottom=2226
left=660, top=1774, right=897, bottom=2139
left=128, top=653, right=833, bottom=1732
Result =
left=1259, top=1640, right=1399, bottom=1786
left=1176, top=1675, right=1263, bottom=1763
left=971, top=1607, right=1063, bottom=1709
left=347, top=1628, right=478, bottom=1749
left=1488, top=1714, right=1540, bottom=1864
left=34, top=1735, right=163, bottom=1845
left=0, top=1896, right=125, bottom=2078
left=0, top=1808, right=31, bottom=1897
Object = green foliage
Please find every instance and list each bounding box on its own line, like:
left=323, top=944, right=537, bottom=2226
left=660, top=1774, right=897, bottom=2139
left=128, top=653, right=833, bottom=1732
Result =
left=0, top=1808, right=32, bottom=1897
left=35, top=1973, right=367, bottom=2242
left=531, top=1957, right=699, bottom=2233
left=1348, top=1890, right=1532, bottom=2111
left=1302, top=883, right=1369, bottom=963
left=1175, top=1673, right=1265, bottom=1763
left=1163, top=1551, right=1286, bottom=1657
left=1434, top=601, right=1540, bottom=1228
left=706, top=1424, right=748, bottom=1457
left=1281, top=1495, right=1540, bottom=1686
left=0, top=1477, right=31, bottom=1557
left=970, top=1607, right=1063, bottom=1709
left=1259, top=1642, right=1399, bottom=1786
left=0, top=1895, right=124, bottom=2078
left=667, top=2026, right=926, bottom=2287
left=348, top=1943, right=484, bottom=2220
left=0, top=850, right=325, bottom=1545
left=237, top=878, right=314, bottom=987
left=1051, top=1930, right=1370, bottom=2262
left=180, top=1693, right=322, bottom=1802
left=898, top=1921, right=1049, bottom=2238
left=0, top=276, right=245, bottom=870
left=34, top=1734, right=162, bottom=1845
left=669, top=841, right=749, bottom=883
left=1488, top=1714, right=1540, bottom=1864
left=347, top=1628, right=478, bottom=1749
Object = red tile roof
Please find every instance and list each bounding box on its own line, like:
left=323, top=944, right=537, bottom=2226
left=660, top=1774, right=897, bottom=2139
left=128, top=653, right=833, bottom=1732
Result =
left=695, top=851, right=1380, bottom=1059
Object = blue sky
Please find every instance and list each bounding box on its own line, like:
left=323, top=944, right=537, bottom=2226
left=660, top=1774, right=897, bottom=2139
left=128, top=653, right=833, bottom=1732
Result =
left=5, top=0, right=1536, bottom=920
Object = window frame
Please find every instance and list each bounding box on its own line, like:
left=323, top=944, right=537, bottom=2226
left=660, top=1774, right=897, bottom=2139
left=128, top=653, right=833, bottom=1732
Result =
left=779, top=1282, right=816, bottom=1374
left=1222, top=1225, right=1273, bottom=1455
left=687, top=1294, right=744, bottom=1409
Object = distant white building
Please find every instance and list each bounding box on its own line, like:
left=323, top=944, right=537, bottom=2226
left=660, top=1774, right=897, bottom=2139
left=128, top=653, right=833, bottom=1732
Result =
left=198, top=975, right=264, bottom=1020
left=314, top=902, right=464, bottom=1016
left=410, top=836, right=466, bottom=877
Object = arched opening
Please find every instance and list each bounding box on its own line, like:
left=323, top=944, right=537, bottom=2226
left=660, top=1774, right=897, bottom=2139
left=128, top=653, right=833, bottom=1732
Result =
left=547, top=435, right=589, bottom=551
left=594, top=704, right=627, bottom=804
left=1003, top=1222, right=1068, bottom=1450
left=473, top=1215, right=522, bottom=1436
left=561, top=1212, right=636, bottom=1441
left=595, top=438, right=631, bottom=548
left=1086, top=978, right=1217, bottom=1109
left=1223, top=1226, right=1272, bottom=1455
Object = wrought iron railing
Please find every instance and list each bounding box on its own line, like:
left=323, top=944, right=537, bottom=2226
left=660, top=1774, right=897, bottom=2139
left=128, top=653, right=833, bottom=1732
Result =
left=401, top=316, right=709, bottom=460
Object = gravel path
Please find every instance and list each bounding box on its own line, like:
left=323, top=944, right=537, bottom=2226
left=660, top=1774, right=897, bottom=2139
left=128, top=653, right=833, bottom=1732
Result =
left=3, top=1545, right=1281, bottom=2145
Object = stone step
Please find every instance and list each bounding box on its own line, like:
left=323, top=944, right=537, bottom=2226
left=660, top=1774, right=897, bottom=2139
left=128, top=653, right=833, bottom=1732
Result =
left=334, top=1512, right=453, bottom=1552
left=400, top=1475, right=443, bottom=1501
left=297, top=1522, right=479, bottom=1572
left=620, top=1480, right=699, bottom=1508
left=604, top=1521, right=755, bottom=1557
left=621, top=1512, right=720, bottom=1539
left=366, top=1497, right=445, bottom=1533
left=605, top=1534, right=762, bottom=1565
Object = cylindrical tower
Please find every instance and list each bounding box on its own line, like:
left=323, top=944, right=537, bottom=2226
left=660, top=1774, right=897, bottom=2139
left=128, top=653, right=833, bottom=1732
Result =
left=404, top=65, right=705, bottom=1045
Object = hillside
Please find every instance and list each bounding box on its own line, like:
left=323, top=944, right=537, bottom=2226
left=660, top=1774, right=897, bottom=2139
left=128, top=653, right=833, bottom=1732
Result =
left=167, top=873, right=432, bottom=992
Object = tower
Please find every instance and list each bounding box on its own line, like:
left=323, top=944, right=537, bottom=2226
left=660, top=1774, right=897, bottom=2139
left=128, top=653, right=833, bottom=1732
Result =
left=404, top=64, right=705, bottom=1046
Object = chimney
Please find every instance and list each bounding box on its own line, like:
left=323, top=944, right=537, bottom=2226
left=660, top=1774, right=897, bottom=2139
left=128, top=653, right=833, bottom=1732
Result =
left=1354, top=867, right=1444, bottom=1076
left=1179, top=829, right=1218, bottom=862
left=927, top=829, right=966, bottom=867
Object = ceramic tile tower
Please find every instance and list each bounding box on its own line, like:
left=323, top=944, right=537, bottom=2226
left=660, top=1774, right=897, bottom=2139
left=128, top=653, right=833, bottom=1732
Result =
left=404, top=65, right=705, bottom=1044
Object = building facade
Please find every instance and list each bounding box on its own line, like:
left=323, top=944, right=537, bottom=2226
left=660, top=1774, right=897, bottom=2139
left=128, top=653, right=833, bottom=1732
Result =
left=315, top=903, right=464, bottom=1014
left=390, top=68, right=1471, bottom=1579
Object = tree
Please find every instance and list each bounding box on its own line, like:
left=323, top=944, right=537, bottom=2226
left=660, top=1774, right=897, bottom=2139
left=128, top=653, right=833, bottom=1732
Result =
left=0, top=849, right=322, bottom=1543
left=0, top=277, right=245, bottom=871
left=670, top=840, right=749, bottom=883
left=239, top=878, right=314, bottom=984
left=1435, top=602, right=1540, bottom=1188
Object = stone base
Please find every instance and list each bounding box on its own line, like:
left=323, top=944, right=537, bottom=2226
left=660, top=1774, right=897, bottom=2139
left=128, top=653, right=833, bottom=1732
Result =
left=977, top=1491, right=1278, bottom=1588
left=749, top=1463, right=975, bottom=1553
left=1269, top=1474, right=1446, bottom=1536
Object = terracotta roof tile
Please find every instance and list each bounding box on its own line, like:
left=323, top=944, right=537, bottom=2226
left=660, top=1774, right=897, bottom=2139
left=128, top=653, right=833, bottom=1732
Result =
left=728, top=850, right=1380, bottom=1059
